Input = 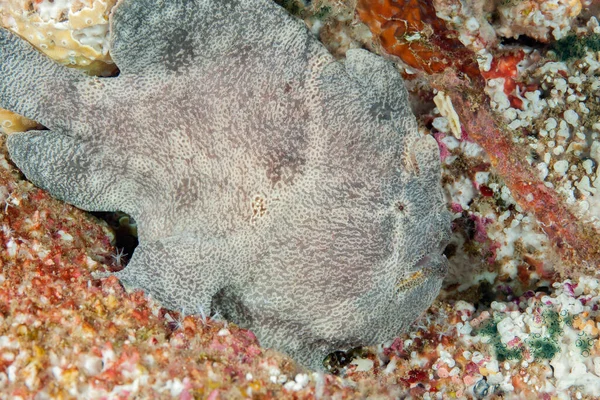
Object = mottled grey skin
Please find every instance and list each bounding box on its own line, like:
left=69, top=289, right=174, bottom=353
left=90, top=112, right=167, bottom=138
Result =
left=0, top=0, right=450, bottom=369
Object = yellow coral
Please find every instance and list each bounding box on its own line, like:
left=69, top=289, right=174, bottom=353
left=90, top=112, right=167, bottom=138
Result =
left=1, top=0, right=117, bottom=72
left=568, top=0, right=582, bottom=17
left=0, top=109, right=39, bottom=133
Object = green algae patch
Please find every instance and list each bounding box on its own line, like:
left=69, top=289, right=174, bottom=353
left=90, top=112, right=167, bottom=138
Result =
left=476, top=320, right=524, bottom=362
left=475, top=306, right=579, bottom=362
left=549, top=33, right=600, bottom=61
left=528, top=337, right=559, bottom=360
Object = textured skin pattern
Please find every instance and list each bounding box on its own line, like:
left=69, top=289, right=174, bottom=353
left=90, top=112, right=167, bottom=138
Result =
left=1, top=0, right=451, bottom=369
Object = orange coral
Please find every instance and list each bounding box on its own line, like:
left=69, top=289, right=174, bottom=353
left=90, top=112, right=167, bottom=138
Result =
left=356, top=0, right=480, bottom=78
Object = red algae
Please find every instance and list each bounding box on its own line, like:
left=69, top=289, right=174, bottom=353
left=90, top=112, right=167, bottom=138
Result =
left=431, top=70, right=600, bottom=273
left=480, top=50, right=527, bottom=109
left=356, top=0, right=481, bottom=79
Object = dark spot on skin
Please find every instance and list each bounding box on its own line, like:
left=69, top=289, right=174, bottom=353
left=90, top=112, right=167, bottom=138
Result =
left=162, top=28, right=196, bottom=73
left=369, top=100, right=393, bottom=121
left=265, top=151, right=305, bottom=186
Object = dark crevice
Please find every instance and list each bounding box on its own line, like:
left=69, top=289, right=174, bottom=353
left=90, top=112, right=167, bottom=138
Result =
left=499, top=35, right=547, bottom=49
left=92, top=211, right=138, bottom=265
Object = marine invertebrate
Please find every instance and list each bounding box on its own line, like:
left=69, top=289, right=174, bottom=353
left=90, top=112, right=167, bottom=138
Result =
left=0, top=0, right=450, bottom=369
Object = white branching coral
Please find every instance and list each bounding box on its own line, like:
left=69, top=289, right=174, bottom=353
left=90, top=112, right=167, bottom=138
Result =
left=495, top=0, right=583, bottom=42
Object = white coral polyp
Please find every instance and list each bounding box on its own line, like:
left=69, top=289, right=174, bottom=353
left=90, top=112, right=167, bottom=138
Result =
left=495, top=0, right=583, bottom=42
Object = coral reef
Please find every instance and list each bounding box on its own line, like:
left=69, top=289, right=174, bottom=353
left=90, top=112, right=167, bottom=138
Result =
left=367, top=277, right=600, bottom=398
left=2, top=0, right=600, bottom=397
left=355, top=0, right=481, bottom=78
left=433, top=69, right=600, bottom=274
left=494, top=0, right=583, bottom=42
